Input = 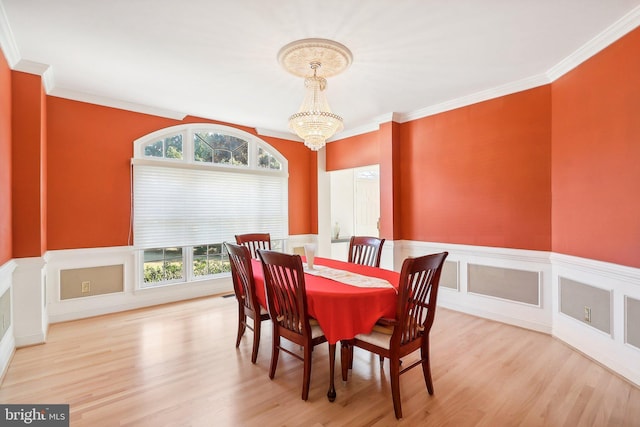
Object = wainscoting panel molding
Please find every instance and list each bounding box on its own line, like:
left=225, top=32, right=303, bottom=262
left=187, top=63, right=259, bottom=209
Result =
left=468, top=263, right=540, bottom=306
left=60, top=264, right=124, bottom=300
left=399, top=241, right=552, bottom=334
left=625, top=296, right=640, bottom=350
left=0, top=260, right=16, bottom=381
left=441, top=260, right=459, bottom=290
left=0, top=287, right=11, bottom=341
left=46, top=246, right=231, bottom=323
left=5, top=240, right=639, bottom=388
left=552, top=252, right=640, bottom=387
left=559, top=277, right=612, bottom=335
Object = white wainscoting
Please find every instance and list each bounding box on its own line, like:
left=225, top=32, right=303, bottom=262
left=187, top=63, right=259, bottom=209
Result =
left=45, top=246, right=233, bottom=323
left=0, top=259, right=16, bottom=380
left=6, top=238, right=640, bottom=387
left=45, top=236, right=318, bottom=324
left=398, top=241, right=553, bottom=334
left=394, top=241, right=640, bottom=387
left=551, top=252, right=640, bottom=387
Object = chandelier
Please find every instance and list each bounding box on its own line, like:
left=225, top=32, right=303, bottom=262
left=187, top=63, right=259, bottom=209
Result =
left=278, top=39, right=353, bottom=151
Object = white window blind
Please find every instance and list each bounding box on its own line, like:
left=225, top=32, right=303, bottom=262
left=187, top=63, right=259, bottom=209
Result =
left=133, top=162, right=288, bottom=249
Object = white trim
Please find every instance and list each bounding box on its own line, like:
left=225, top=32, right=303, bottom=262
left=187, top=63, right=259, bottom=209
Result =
left=1, top=3, right=637, bottom=141
left=546, top=5, right=640, bottom=81
left=395, top=240, right=553, bottom=334
left=49, top=87, right=187, bottom=120
left=624, top=295, right=640, bottom=351
left=550, top=252, right=640, bottom=284
left=133, top=123, right=288, bottom=169
left=255, top=127, right=300, bottom=142
left=333, top=6, right=640, bottom=139
left=5, top=241, right=639, bottom=386
left=0, top=1, right=20, bottom=67
left=13, top=59, right=49, bottom=76
left=332, top=113, right=399, bottom=140
left=12, top=257, right=48, bottom=347
left=401, top=240, right=550, bottom=264
left=0, top=259, right=16, bottom=296
left=0, top=324, right=14, bottom=380
left=45, top=246, right=232, bottom=323
left=0, top=260, right=16, bottom=381
left=467, top=269, right=542, bottom=309
left=396, top=74, right=551, bottom=124
left=13, top=59, right=55, bottom=93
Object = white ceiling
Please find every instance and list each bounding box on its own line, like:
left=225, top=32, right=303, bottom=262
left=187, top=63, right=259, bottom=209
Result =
left=2, top=0, right=639, bottom=140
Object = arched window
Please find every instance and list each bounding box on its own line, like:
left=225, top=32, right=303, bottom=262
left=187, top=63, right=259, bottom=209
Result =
left=132, top=124, right=288, bottom=287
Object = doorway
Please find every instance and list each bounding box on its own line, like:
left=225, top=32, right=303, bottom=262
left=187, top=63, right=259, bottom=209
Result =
left=329, top=165, right=380, bottom=260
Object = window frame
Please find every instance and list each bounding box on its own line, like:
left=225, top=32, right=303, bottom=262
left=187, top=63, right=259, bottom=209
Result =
left=133, top=124, right=288, bottom=289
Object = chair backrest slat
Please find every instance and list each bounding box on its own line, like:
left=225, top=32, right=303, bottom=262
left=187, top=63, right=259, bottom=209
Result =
left=258, top=249, right=310, bottom=336
left=394, top=252, right=448, bottom=345
left=348, top=236, right=385, bottom=268
left=235, top=233, right=271, bottom=259
left=225, top=242, right=260, bottom=313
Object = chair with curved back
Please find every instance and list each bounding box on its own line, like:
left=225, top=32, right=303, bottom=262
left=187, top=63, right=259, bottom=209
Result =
left=235, top=233, right=271, bottom=259
left=341, top=251, right=448, bottom=419
left=348, top=236, right=386, bottom=268
left=257, top=249, right=327, bottom=401
left=224, top=242, right=270, bottom=364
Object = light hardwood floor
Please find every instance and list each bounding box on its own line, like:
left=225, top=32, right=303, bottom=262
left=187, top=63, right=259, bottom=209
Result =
left=1, top=295, right=638, bottom=426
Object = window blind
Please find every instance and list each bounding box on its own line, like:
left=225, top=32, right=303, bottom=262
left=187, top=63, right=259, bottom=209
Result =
left=133, top=162, right=288, bottom=249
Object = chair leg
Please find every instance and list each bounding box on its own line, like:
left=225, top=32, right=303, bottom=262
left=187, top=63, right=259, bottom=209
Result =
left=340, top=341, right=350, bottom=381
left=235, top=306, right=246, bottom=348
left=379, top=355, right=384, bottom=368
left=349, top=345, right=354, bottom=369
left=390, top=356, right=403, bottom=419
left=269, top=327, right=280, bottom=380
left=251, top=317, right=261, bottom=364
left=301, top=343, right=313, bottom=401
left=421, top=339, right=434, bottom=395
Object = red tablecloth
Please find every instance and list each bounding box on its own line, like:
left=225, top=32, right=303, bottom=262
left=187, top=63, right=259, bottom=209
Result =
left=252, top=257, right=399, bottom=344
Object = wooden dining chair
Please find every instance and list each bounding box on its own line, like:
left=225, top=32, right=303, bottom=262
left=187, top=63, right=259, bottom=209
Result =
left=224, top=242, right=270, bottom=364
left=341, top=251, right=448, bottom=419
left=257, top=249, right=327, bottom=401
left=235, top=233, right=271, bottom=259
left=348, top=236, right=386, bottom=268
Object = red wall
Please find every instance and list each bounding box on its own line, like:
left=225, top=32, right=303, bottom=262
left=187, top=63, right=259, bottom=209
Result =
left=326, top=130, right=380, bottom=171
left=0, top=52, right=11, bottom=264
left=399, top=87, right=552, bottom=250
left=6, top=26, right=639, bottom=268
left=328, top=87, right=552, bottom=251
left=12, top=71, right=46, bottom=257
left=552, top=27, right=640, bottom=268
left=46, top=97, right=316, bottom=250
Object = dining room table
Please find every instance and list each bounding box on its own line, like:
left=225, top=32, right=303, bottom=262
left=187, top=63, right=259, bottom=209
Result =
left=251, top=256, right=400, bottom=401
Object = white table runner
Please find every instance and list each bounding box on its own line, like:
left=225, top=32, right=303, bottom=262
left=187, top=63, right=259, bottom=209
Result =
left=303, top=264, right=396, bottom=292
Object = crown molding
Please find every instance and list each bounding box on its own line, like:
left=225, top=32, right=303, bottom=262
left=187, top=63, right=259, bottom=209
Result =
left=49, top=87, right=187, bottom=120
left=0, top=1, right=19, bottom=67
left=396, top=73, right=551, bottom=124
left=256, top=112, right=399, bottom=144
left=546, top=5, right=640, bottom=81
left=2, top=2, right=638, bottom=142
left=255, top=127, right=300, bottom=142
left=341, top=5, right=640, bottom=138
left=330, top=112, right=401, bottom=141
left=14, top=59, right=56, bottom=93
left=334, top=122, right=381, bottom=140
